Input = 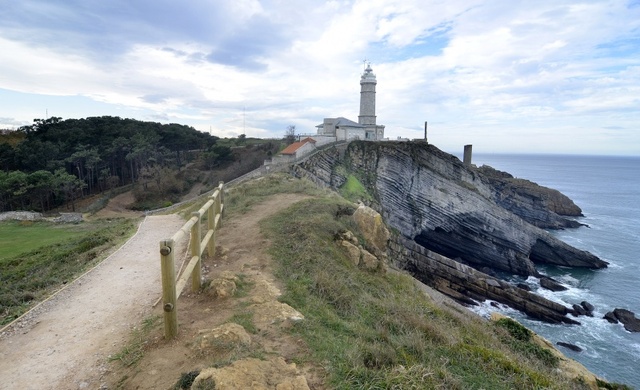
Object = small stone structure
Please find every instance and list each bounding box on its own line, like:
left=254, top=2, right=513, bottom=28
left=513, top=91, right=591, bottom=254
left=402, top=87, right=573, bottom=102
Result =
left=0, top=211, right=83, bottom=223
left=0, top=211, right=43, bottom=221
left=463, top=144, right=473, bottom=166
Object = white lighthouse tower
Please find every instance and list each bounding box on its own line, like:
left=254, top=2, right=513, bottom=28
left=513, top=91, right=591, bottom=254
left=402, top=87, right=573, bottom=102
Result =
left=359, top=64, right=376, bottom=126
left=315, top=63, right=385, bottom=141
left=358, top=63, right=385, bottom=140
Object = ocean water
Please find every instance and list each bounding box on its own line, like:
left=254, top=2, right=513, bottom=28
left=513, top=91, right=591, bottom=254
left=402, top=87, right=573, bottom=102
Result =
left=458, top=153, right=640, bottom=388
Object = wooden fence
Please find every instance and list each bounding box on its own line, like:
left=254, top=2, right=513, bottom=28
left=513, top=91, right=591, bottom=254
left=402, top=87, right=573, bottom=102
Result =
left=158, top=181, right=225, bottom=339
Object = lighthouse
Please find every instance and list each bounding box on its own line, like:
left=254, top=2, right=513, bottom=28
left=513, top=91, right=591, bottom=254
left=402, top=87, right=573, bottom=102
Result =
left=358, top=64, right=377, bottom=127
left=316, top=63, right=385, bottom=141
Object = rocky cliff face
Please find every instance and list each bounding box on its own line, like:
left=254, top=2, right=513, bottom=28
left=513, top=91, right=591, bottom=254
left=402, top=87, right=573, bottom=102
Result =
left=292, top=141, right=607, bottom=323
left=475, top=165, right=584, bottom=229
left=390, top=236, right=579, bottom=325
left=295, top=141, right=607, bottom=277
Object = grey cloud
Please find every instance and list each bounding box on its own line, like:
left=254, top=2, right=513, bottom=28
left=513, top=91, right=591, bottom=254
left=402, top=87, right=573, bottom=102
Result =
left=0, top=1, right=243, bottom=60
left=0, top=117, right=29, bottom=127
left=205, top=14, right=288, bottom=71
left=147, top=113, right=170, bottom=122
left=141, top=94, right=169, bottom=104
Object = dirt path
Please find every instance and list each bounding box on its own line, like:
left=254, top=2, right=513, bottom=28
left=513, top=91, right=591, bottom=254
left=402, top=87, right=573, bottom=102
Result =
left=0, top=214, right=188, bottom=390
left=102, top=192, right=315, bottom=389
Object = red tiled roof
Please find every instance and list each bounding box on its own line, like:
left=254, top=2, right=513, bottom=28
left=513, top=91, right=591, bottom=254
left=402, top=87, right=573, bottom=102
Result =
left=280, top=138, right=315, bottom=155
left=281, top=141, right=305, bottom=155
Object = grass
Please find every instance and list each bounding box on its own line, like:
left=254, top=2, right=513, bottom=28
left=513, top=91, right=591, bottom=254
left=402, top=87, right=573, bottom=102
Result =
left=495, top=317, right=559, bottom=367
left=251, top=182, right=593, bottom=389
left=339, top=173, right=372, bottom=203
left=110, top=315, right=160, bottom=367
left=223, top=173, right=326, bottom=216
left=233, top=273, right=254, bottom=298
left=0, top=221, right=88, bottom=262
left=0, top=218, right=138, bottom=325
left=228, top=310, right=257, bottom=334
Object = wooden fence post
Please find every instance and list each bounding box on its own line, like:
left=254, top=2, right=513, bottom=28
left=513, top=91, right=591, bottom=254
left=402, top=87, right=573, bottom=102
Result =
left=207, top=194, right=215, bottom=257
left=218, top=181, right=225, bottom=226
left=160, top=239, right=178, bottom=339
left=191, top=212, right=202, bottom=292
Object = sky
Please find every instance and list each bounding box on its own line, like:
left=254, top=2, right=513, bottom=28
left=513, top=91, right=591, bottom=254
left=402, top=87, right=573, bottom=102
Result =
left=1, top=0, right=639, bottom=155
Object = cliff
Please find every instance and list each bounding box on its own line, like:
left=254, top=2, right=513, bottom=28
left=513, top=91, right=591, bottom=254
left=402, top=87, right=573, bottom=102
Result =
left=476, top=165, right=584, bottom=229
left=292, top=141, right=608, bottom=322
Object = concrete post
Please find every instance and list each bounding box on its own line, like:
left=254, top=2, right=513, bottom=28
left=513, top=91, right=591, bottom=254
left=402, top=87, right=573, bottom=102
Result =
left=463, top=144, right=473, bottom=166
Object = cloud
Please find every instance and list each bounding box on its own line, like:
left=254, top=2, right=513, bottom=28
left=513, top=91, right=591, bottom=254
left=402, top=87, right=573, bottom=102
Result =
left=0, top=0, right=639, bottom=154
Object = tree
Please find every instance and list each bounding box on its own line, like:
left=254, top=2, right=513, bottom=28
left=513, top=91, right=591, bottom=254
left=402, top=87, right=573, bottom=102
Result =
left=27, top=170, right=54, bottom=211
left=0, top=143, right=16, bottom=172
left=53, top=169, right=86, bottom=212
left=67, top=145, right=101, bottom=195
left=285, top=125, right=296, bottom=144
left=203, top=145, right=233, bottom=169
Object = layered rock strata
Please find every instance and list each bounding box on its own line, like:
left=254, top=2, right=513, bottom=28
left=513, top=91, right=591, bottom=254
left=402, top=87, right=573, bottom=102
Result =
left=292, top=141, right=608, bottom=323
left=294, top=141, right=606, bottom=276
left=475, top=165, right=584, bottom=229
left=390, top=236, right=579, bottom=325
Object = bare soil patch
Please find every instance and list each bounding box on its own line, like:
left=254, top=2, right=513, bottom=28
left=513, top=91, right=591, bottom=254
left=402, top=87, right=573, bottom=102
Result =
left=93, top=191, right=143, bottom=219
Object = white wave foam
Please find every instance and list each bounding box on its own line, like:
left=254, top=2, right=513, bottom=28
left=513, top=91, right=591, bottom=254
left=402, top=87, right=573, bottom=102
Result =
left=629, top=344, right=640, bottom=360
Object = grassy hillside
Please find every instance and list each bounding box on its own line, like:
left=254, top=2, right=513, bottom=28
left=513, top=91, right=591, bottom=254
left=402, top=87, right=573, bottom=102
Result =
left=255, top=180, right=588, bottom=389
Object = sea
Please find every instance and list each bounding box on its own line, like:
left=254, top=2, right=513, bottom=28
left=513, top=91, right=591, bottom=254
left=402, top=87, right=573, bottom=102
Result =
left=454, top=153, right=640, bottom=388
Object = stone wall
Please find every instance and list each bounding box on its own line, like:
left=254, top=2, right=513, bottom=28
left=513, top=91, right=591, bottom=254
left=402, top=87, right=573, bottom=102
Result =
left=0, top=211, right=83, bottom=223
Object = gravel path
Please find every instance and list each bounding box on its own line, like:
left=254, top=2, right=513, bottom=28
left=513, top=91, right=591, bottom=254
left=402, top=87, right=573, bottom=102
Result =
left=0, top=215, right=187, bottom=390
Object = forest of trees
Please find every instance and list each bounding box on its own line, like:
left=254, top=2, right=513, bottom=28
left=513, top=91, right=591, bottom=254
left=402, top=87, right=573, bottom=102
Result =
left=0, top=116, right=227, bottom=212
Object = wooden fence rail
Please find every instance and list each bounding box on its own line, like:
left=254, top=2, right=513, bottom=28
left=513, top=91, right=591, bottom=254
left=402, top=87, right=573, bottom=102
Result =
left=159, top=181, right=225, bottom=339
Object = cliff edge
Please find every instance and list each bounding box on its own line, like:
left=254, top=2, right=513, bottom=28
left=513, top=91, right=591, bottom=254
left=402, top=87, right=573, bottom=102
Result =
left=293, top=141, right=607, bottom=323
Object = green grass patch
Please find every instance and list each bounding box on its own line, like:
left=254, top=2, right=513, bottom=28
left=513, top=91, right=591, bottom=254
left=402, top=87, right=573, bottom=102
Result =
left=233, top=273, right=254, bottom=298
left=339, top=174, right=372, bottom=203
left=0, top=221, right=89, bottom=262
left=495, top=317, right=559, bottom=367
left=223, top=173, right=326, bottom=216
left=256, top=191, right=592, bottom=389
left=228, top=310, right=257, bottom=334
left=0, top=218, right=138, bottom=325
